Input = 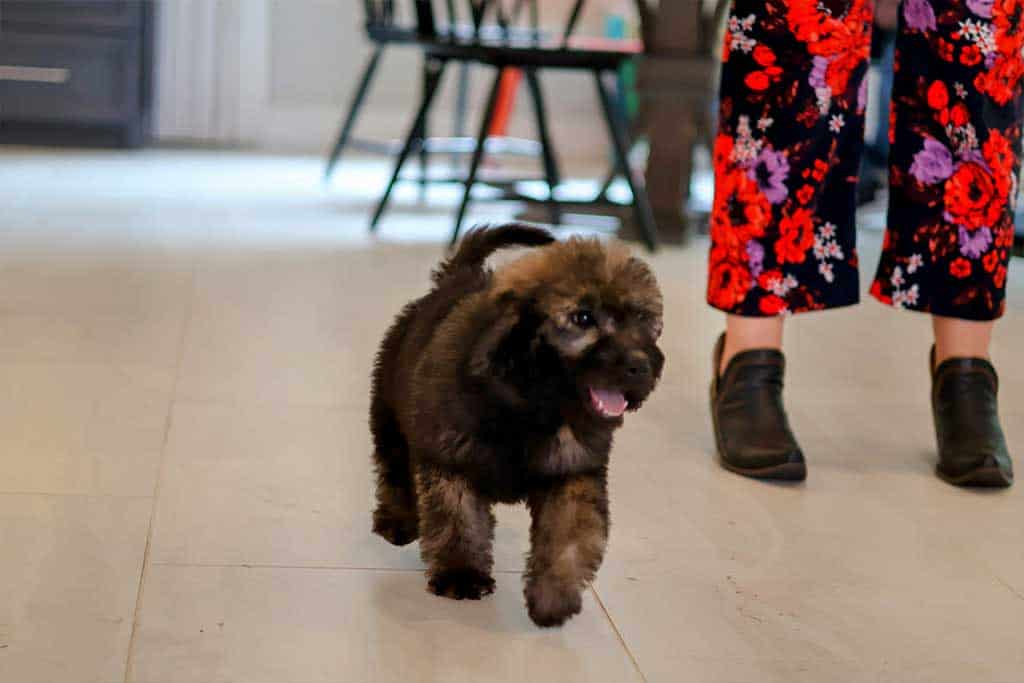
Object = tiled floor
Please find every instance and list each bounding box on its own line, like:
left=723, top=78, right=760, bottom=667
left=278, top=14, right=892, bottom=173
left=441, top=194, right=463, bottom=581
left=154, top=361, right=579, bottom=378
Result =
left=0, top=149, right=1021, bottom=683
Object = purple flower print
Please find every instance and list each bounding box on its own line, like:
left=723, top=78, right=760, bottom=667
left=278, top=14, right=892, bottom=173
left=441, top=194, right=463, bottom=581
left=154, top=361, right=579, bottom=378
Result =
left=748, top=148, right=790, bottom=204
left=909, top=139, right=954, bottom=184
left=746, top=240, right=765, bottom=279
left=809, top=56, right=830, bottom=90
left=904, top=0, right=937, bottom=31
left=967, top=0, right=993, bottom=17
left=959, top=226, right=992, bottom=258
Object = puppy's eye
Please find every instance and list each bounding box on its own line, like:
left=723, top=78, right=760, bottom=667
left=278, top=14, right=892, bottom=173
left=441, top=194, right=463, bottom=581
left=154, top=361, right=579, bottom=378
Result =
left=570, top=310, right=596, bottom=328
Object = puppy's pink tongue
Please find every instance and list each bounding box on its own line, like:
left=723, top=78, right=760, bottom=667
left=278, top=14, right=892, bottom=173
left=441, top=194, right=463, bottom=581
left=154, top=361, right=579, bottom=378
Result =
left=590, top=387, right=628, bottom=418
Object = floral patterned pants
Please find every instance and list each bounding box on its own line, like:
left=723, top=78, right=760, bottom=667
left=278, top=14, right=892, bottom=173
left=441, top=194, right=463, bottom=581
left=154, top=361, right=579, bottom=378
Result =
left=708, top=0, right=1022, bottom=320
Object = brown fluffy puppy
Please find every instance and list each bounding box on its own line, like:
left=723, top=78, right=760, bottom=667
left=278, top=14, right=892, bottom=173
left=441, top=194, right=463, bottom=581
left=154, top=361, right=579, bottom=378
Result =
left=370, top=224, right=664, bottom=627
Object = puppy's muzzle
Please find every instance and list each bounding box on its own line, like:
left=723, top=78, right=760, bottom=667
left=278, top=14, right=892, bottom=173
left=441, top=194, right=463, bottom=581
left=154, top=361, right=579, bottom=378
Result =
left=586, top=343, right=663, bottom=402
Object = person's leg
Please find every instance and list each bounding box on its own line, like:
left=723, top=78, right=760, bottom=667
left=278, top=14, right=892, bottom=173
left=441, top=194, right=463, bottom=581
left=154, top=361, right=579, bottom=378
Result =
left=873, top=0, right=1020, bottom=486
left=707, top=0, right=874, bottom=480
left=719, top=315, right=784, bottom=376
left=933, top=316, right=994, bottom=366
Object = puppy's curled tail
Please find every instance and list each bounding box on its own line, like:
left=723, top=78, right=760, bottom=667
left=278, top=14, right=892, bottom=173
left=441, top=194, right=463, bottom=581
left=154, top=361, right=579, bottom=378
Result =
left=432, top=224, right=554, bottom=283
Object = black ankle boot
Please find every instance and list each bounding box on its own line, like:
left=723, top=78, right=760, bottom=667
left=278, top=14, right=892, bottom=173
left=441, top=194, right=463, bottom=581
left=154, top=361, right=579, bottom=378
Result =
left=931, top=347, right=1014, bottom=487
left=710, top=334, right=806, bottom=481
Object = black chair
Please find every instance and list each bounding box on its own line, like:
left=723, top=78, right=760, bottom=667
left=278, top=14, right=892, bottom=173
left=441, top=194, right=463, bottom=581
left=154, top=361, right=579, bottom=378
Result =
left=324, top=0, right=547, bottom=185
left=368, top=0, right=659, bottom=251
left=323, top=1, right=419, bottom=182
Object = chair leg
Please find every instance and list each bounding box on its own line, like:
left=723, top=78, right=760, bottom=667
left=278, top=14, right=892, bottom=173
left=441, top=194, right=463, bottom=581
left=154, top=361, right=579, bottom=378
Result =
left=451, top=68, right=505, bottom=248
left=416, top=59, right=432, bottom=202
left=524, top=68, right=563, bottom=226
left=451, top=61, right=472, bottom=170
left=370, top=58, right=448, bottom=232
left=596, top=163, right=618, bottom=200
left=594, top=70, right=659, bottom=252
left=324, top=46, right=385, bottom=182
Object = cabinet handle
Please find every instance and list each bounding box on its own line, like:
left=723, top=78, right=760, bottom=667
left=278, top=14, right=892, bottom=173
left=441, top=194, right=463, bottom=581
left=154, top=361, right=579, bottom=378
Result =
left=0, top=65, right=71, bottom=84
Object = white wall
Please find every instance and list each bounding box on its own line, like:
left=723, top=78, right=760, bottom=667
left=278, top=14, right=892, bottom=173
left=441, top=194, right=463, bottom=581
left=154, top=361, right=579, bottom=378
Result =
left=157, top=0, right=637, bottom=165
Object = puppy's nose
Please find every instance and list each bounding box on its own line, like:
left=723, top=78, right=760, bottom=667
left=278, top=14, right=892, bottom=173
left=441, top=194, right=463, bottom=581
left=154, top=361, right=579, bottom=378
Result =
left=623, top=351, right=651, bottom=379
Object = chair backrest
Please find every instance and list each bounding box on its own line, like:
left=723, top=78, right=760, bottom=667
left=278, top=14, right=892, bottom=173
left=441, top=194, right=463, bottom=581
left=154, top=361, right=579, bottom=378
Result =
left=428, top=0, right=542, bottom=41
left=362, top=1, right=650, bottom=50
left=362, top=0, right=429, bottom=43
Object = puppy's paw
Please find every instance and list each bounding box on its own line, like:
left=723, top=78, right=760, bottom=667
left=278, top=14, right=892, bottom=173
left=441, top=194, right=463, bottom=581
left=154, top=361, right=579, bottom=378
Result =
left=525, top=576, right=583, bottom=628
left=428, top=568, right=496, bottom=600
left=372, top=510, right=419, bottom=546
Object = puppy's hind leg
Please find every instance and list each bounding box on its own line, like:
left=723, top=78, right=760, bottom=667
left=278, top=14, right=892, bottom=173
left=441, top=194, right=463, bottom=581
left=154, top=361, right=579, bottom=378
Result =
left=370, top=399, right=419, bottom=546
left=524, top=474, right=609, bottom=627
left=416, top=463, right=496, bottom=600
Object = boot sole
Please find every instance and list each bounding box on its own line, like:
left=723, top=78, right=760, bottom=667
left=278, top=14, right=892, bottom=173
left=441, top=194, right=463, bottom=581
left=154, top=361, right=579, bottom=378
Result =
left=719, top=455, right=807, bottom=481
left=936, top=464, right=1013, bottom=488
left=711, top=383, right=807, bottom=482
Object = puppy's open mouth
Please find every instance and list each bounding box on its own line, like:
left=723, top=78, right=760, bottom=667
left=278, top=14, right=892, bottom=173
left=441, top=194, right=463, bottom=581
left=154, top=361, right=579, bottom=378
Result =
left=589, top=387, right=628, bottom=419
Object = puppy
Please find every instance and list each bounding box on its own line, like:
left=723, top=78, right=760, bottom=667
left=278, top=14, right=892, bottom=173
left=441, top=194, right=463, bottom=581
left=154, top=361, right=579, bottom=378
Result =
left=370, top=224, right=664, bottom=627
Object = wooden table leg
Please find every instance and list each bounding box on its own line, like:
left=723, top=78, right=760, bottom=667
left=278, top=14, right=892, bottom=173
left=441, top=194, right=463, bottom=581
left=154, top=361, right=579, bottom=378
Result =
left=617, top=0, right=717, bottom=246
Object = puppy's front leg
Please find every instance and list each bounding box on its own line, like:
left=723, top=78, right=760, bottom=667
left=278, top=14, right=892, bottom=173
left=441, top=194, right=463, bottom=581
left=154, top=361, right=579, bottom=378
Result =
left=525, top=474, right=609, bottom=627
left=416, top=464, right=496, bottom=600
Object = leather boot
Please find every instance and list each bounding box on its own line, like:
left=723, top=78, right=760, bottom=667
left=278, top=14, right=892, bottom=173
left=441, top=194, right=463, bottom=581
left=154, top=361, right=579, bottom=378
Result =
left=710, top=334, right=806, bottom=481
left=931, top=347, right=1014, bottom=487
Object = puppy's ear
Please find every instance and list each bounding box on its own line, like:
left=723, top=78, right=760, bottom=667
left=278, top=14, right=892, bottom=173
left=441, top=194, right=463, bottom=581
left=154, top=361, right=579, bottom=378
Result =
left=465, top=297, right=530, bottom=408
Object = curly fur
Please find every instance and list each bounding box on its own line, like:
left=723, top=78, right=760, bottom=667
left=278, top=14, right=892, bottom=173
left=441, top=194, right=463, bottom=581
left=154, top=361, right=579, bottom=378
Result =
left=369, top=224, right=664, bottom=627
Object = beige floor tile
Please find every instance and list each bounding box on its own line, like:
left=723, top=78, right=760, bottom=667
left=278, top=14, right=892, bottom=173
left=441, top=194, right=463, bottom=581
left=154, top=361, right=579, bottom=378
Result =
left=0, top=253, right=192, bottom=368
left=0, top=494, right=152, bottom=683
left=3, top=148, right=1023, bottom=682
left=128, top=566, right=641, bottom=683
left=591, top=403, right=1024, bottom=683
left=0, top=363, right=175, bottom=497
left=149, top=402, right=533, bottom=571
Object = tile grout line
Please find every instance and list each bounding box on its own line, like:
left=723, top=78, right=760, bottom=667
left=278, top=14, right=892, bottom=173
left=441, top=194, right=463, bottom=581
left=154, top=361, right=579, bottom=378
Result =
left=994, top=573, right=1024, bottom=602
left=0, top=491, right=153, bottom=500
left=121, top=261, right=199, bottom=683
left=148, top=560, right=524, bottom=575
left=589, top=584, right=649, bottom=683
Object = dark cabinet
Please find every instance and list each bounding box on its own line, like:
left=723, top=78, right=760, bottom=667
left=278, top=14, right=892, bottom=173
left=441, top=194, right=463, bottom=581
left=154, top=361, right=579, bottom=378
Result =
left=0, top=1, right=154, bottom=147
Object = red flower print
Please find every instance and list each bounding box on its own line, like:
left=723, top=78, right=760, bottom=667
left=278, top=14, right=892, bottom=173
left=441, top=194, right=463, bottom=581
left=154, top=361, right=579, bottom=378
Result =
left=811, top=159, right=829, bottom=182
left=745, top=71, right=771, bottom=91
left=709, top=0, right=1013, bottom=320
left=753, top=45, right=776, bottom=66
left=713, top=133, right=734, bottom=171
left=775, top=208, right=815, bottom=264
left=787, top=0, right=871, bottom=96
left=796, top=184, right=815, bottom=204
left=870, top=280, right=892, bottom=305
left=927, top=81, right=949, bottom=109
left=993, top=0, right=1024, bottom=54
left=944, top=162, right=1005, bottom=229
left=758, top=269, right=783, bottom=290
left=708, top=250, right=752, bottom=310
left=710, top=168, right=771, bottom=256
left=950, top=102, right=970, bottom=127
left=974, top=53, right=1024, bottom=106
left=759, top=295, right=788, bottom=315
left=983, top=250, right=1000, bottom=272
left=950, top=258, right=972, bottom=278
left=994, top=266, right=1007, bottom=288
left=983, top=130, right=1016, bottom=198
left=994, top=219, right=1015, bottom=248
left=983, top=130, right=1015, bottom=175
left=960, top=45, right=982, bottom=67
left=935, top=39, right=955, bottom=62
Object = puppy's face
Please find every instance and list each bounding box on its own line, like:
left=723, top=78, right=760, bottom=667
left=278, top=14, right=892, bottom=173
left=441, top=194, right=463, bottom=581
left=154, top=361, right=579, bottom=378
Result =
left=491, top=239, right=664, bottom=424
